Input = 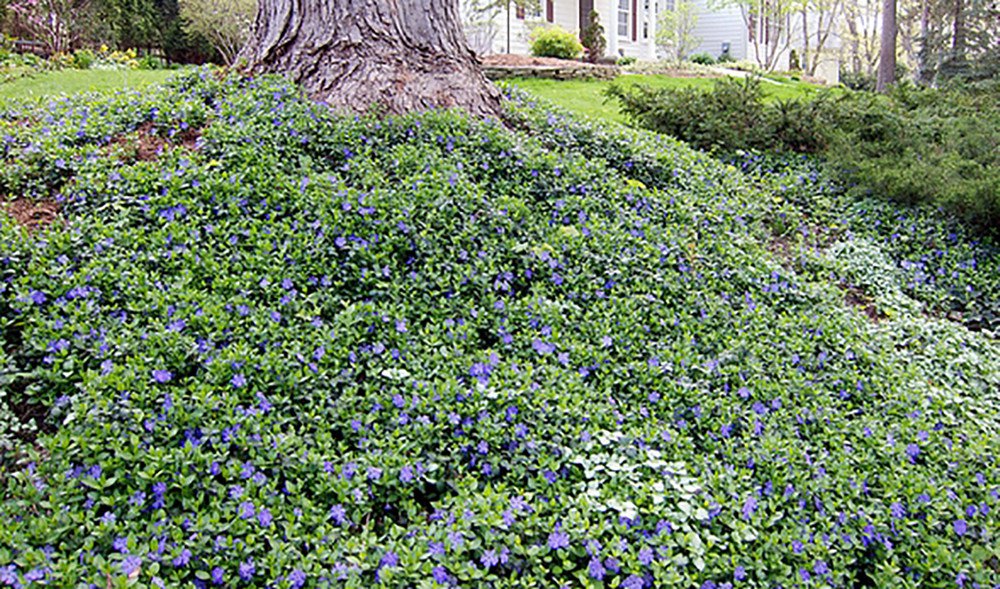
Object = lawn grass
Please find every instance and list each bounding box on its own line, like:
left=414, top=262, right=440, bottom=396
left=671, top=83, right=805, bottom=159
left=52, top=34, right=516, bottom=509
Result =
left=0, top=68, right=177, bottom=99
left=511, top=74, right=831, bottom=122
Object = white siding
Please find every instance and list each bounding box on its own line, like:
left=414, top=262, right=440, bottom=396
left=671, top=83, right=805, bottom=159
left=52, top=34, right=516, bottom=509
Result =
left=466, top=0, right=840, bottom=81
left=689, top=0, right=748, bottom=60
left=473, top=2, right=581, bottom=56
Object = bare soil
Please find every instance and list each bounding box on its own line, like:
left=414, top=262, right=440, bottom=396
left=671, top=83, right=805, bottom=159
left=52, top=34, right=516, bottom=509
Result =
left=3, top=197, right=60, bottom=231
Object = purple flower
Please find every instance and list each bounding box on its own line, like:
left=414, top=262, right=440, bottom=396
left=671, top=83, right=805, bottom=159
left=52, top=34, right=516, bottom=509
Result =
left=953, top=519, right=968, bottom=536
left=172, top=548, right=191, bottom=568
left=734, top=566, right=746, bottom=581
left=532, top=339, right=555, bottom=355
left=814, top=560, right=829, bottom=575
left=588, top=557, right=606, bottom=580
left=29, top=290, right=46, bottom=305
left=547, top=530, right=570, bottom=550
left=741, top=495, right=757, bottom=520
left=231, top=373, right=246, bottom=388
left=121, top=555, right=142, bottom=577
left=238, top=559, right=255, bottom=581
left=890, top=502, right=906, bottom=519
left=239, top=501, right=254, bottom=519
left=211, top=567, right=224, bottom=585
left=258, top=508, right=272, bottom=527
left=623, top=574, right=644, bottom=589
left=380, top=551, right=399, bottom=568
left=480, top=549, right=498, bottom=569
left=432, top=566, right=450, bottom=584
left=329, top=504, right=347, bottom=525
left=638, top=547, right=654, bottom=566
left=288, top=569, right=306, bottom=588
left=152, top=370, right=172, bottom=383
left=905, top=443, right=920, bottom=462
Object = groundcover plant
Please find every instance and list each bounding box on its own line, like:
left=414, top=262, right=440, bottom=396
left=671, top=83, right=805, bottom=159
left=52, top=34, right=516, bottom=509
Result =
left=0, top=70, right=997, bottom=587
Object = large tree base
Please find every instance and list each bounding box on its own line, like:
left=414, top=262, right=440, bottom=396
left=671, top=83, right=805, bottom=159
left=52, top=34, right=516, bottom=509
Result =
left=239, top=0, right=503, bottom=119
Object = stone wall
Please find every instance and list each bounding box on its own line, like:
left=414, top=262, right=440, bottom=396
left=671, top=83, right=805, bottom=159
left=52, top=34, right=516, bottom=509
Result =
left=483, top=65, right=620, bottom=81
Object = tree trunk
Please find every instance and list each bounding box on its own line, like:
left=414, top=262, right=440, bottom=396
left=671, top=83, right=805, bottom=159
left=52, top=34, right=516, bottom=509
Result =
left=239, top=0, right=503, bottom=119
left=951, top=0, right=966, bottom=55
left=876, top=0, right=896, bottom=91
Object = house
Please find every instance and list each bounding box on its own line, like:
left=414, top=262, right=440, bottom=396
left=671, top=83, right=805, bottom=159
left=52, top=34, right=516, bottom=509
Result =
left=463, top=0, right=661, bottom=60
left=462, top=0, right=841, bottom=83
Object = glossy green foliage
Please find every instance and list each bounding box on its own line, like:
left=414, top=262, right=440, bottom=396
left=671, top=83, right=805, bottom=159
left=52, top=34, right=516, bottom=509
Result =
left=0, top=71, right=996, bottom=588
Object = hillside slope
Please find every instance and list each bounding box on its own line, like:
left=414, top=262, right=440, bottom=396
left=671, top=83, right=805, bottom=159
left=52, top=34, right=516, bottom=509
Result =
left=0, top=71, right=997, bottom=587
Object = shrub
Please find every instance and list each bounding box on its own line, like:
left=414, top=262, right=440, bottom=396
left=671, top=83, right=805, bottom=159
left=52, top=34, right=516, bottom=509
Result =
left=579, top=10, right=606, bottom=63
left=530, top=25, right=583, bottom=59
left=616, top=55, right=637, bottom=66
left=71, top=48, right=95, bottom=69
left=689, top=52, right=715, bottom=65
left=137, top=54, right=169, bottom=70
left=607, top=76, right=774, bottom=151
left=609, top=74, right=1000, bottom=236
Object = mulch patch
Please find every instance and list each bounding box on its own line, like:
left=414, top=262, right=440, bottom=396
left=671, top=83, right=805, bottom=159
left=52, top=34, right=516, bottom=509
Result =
left=2, top=197, right=61, bottom=231
left=841, top=284, right=885, bottom=323
left=108, top=122, right=202, bottom=162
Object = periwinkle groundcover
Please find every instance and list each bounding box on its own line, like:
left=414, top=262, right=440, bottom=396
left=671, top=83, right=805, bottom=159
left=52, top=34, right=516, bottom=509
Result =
left=0, top=70, right=996, bottom=588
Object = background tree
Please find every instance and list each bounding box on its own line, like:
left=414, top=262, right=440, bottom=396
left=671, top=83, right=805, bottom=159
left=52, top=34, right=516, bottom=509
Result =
left=459, top=0, right=539, bottom=54
left=5, top=0, right=98, bottom=52
left=179, top=0, right=254, bottom=64
left=797, top=0, right=843, bottom=75
left=240, top=0, right=502, bottom=118
left=461, top=0, right=504, bottom=54
left=656, top=0, right=700, bottom=63
left=876, top=0, right=897, bottom=90
left=713, top=0, right=796, bottom=70
left=840, top=0, right=881, bottom=75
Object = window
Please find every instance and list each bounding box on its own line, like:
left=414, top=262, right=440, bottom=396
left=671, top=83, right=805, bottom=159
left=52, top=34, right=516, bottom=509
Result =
left=642, top=0, right=650, bottom=38
left=618, top=0, right=630, bottom=37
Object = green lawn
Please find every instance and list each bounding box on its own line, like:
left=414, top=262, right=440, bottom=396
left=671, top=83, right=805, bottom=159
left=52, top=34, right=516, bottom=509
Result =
left=0, top=68, right=177, bottom=99
left=511, top=74, right=831, bottom=122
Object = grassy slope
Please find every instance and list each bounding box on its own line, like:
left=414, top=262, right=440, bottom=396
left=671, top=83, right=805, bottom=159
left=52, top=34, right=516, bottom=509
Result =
left=0, top=69, right=176, bottom=99
left=511, top=74, right=830, bottom=122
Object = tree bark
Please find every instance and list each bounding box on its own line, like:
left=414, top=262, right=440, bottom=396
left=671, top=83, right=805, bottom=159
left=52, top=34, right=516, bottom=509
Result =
left=876, top=0, right=896, bottom=91
left=239, top=0, right=504, bottom=119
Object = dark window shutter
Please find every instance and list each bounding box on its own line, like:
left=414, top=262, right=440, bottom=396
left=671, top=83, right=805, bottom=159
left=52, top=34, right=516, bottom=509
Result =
left=632, top=0, right=638, bottom=41
left=546, top=0, right=554, bottom=22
